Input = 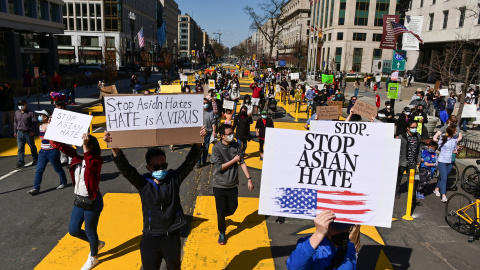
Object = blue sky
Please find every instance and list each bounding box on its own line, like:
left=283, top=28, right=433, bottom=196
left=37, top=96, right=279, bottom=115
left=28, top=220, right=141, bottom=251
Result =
left=175, top=0, right=260, bottom=48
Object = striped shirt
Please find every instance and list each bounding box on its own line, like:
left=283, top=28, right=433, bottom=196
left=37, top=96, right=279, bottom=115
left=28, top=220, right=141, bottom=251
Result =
left=39, top=125, right=54, bottom=150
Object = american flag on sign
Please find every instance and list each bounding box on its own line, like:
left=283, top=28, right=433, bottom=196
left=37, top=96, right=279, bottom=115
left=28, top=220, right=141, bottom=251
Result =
left=390, top=21, right=424, bottom=44
left=137, top=27, right=145, bottom=48
left=273, top=188, right=372, bottom=223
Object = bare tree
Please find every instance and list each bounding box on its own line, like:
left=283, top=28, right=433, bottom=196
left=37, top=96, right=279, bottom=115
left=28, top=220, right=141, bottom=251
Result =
left=244, top=0, right=287, bottom=60
left=103, top=40, right=118, bottom=85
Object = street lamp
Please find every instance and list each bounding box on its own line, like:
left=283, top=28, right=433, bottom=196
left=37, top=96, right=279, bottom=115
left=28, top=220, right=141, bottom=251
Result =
left=174, top=39, right=177, bottom=75
left=129, top=12, right=136, bottom=75
left=194, top=43, right=197, bottom=70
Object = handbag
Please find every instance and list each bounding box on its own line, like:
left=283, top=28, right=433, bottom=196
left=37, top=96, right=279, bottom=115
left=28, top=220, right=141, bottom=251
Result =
left=73, top=162, right=94, bottom=211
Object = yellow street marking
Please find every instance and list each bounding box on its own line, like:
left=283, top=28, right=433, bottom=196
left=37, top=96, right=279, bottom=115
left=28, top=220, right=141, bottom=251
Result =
left=92, top=116, right=106, bottom=128
left=360, top=225, right=385, bottom=246
left=0, top=137, right=41, bottom=157
left=375, top=249, right=394, bottom=270
left=83, top=105, right=104, bottom=113
left=297, top=227, right=316, bottom=235
left=392, top=218, right=398, bottom=221
left=182, top=196, right=274, bottom=270
left=36, top=193, right=143, bottom=270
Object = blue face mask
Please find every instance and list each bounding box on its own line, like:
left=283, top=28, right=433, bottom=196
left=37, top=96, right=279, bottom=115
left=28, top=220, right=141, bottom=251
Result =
left=38, top=116, right=43, bottom=122
left=203, top=104, right=209, bottom=109
left=152, top=170, right=168, bottom=180
left=410, top=128, right=417, bottom=134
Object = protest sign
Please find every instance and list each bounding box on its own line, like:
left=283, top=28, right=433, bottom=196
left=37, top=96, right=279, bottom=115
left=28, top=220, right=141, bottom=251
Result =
left=99, top=85, right=118, bottom=99
left=402, top=16, right=424, bottom=51
left=439, top=89, right=449, bottom=96
left=105, top=94, right=204, bottom=148
left=316, top=106, right=339, bottom=120
left=258, top=128, right=400, bottom=228
left=434, top=81, right=442, bottom=91
left=352, top=100, right=377, bottom=119
left=159, top=85, right=182, bottom=93
left=310, top=121, right=395, bottom=140
left=327, top=101, right=343, bottom=116
left=380, top=15, right=399, bottom=50
left=290, top=73, right=299, bottom=80
left=387, top=83, right=399, bottom=99
left=223, top=100, right=234, bottom=110
left=391, top=71, right=399, bottom=81
left=44, top=109, right=93, bottom=146
left=322, top=74, right=334, bottom=84
left=414, top=116, right=423, bottom=135
left=462, top=104, right=478, bottom=119
left=208, top=80, right=215, bottom=89
left=180, top=74, right=188, bottom=82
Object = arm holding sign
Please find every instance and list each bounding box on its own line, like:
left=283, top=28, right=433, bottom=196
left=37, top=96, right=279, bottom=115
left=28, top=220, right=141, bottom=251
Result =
left=174, top=126, right=207, bottom=185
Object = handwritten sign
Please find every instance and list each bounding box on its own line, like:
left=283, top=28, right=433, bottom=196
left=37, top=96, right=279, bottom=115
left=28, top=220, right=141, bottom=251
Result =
left=310, top=121, right=395, bottom=140
left=99, top=85, right=118, bottom=99
left=290, top=73, right=299, bottom=80
left=258, top=128, right=400, bottom=228
left=44, top=109, right=93, bottom=146
left=316, top=106, right=339, bottom=120
left=180, top=74, right=188, bottom=82
left=387, top=83, right=399, bottom=99
left=434, top=81, right=441, bottom=91
left=352, top=100, right=377, bottom=119
left=439, top=89, right=449, bottom=96
left=104, top=94, right=204, bottom=132
left=462, top=104, right=478, bottom=119
left=159, top=85, right=182, bottom=93
left=322, top=74, right=334, bottom=84
left=208, top=80, right=215, bottom=89
left=391, top=71, right=399, bottom=81
left=327, top=101, right=343, bottom=116
left=223, top=100, right=234, bottom=110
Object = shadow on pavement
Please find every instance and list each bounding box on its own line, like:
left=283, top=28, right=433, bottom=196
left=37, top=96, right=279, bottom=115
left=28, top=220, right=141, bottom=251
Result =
left=0, top=185, right=31, bottom=195
left=358, top=245, right=412, bottom=270
left=101, top=172, right=122, bottom=182
left=180, top=215, right=208, bottom=238
left=226, top=210, right=264, bottom=239
left=224, top=245, right=296, bottom=270
left=98, top=234, right=142, bottom=264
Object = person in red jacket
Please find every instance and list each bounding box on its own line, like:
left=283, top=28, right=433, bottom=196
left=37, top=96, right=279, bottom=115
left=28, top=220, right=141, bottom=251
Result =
left=375, top=90, right=381, bottom=112
left=250, top=82, right=262, bottom=116
left=52, top=134, right=104, bottom=270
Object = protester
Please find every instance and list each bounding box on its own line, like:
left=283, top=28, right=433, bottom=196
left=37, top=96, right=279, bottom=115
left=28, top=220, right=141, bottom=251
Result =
left=22, top=68, right=33, bottom=98
left=14, top=100, right=38, bottom=169
left=410, top=104, right=429, bottom=138
left=250, top=82, right=262, bottom=115
left=395, top=107, right=411, bottom=138
left=346, top=96, right=357, bottom=115
left=417, top=140, right=438, bottom=201
left=396, top=121, right=422, bottom=199
left=55, top=100, right=71, bottom=165
left=460, top=87, right=474, bottom=132
left=240, top=94, right=253, bottom=116
left=377, top=101, right=395, bottom=123
left=353, top=78, right=361, bottom=97
left=52, top=71, right=61, bottom=92
left=65, top=71, right=77, bottom=105
left=332, top=89, right=345, bottom=102
left=197, top=99, right=217, bottom=168
left=229, top=84, right=241, bottom=119
left=211, top=124, right=254, bottom=245
left=52, top=134, right=104, bottom=270
left=410, top=90, right=428, bottom=114
left=375, top=90, right=381, bottom=112
left=255, top=110, right=274, bottom=161
left=286, top=211, right=356, bottom=270
left=27, top=109, right=68, bottom=195
left=436, top=95, right=448, bottom=125
left=85, top=69, right=93, bottom=88
left=446, top=93, right=457, bottom=117
left=433, top=115, right=462, bottom=143
left=425, top=88, right=435, bottom=115
left=233, top=106, right=253, bottom=155
left=279, top=77, right=289, bottom=105
left=0, top=82, right=15, bottom=137
left=104, top=127, right=206, bottom=270
left=434, top=125, right=458, bottom=202
left=40, top=70, right=49, bottom=97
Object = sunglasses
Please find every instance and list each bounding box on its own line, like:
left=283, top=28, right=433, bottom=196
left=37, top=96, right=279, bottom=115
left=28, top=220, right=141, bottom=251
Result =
left=151, top=163, right=168, bottom=171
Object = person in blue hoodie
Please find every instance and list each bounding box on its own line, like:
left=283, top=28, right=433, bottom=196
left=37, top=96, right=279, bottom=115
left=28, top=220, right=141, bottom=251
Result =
left=286, top=211, right=356, bottom=270
left=417, top=141, right=438, bottom=200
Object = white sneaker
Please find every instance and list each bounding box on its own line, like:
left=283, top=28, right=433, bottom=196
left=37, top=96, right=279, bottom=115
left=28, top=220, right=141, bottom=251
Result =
left=98, top=240, right=105, bottom=253
left=441, top=197, right=448, bottom=203
left=433, top=190, right=441, bottom=197
left=81, top=254, right=98, bottom=270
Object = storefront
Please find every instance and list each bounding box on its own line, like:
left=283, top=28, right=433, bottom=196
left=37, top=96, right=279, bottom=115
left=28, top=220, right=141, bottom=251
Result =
left=78, top=48, right=102, bottom=64
left=58, top=48, right=75, bottom=65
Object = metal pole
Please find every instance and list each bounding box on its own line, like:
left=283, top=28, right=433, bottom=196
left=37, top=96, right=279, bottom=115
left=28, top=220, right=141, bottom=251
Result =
left=402, top=169, right=415, bottom=221
left=130, top=19, right=135, bottom=75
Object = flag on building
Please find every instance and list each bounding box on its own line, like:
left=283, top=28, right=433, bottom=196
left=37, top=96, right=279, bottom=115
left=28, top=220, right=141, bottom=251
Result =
left=390, top=21, right=424, bottom=44
left=137, top=28, right=145, bottom=48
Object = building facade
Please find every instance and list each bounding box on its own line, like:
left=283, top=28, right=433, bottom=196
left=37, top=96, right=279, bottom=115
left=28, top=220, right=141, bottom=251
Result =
left=406, top=0, right=480, bottom=82
left=307, top=0, right=397, bottom=75
left=177, top=14, right=202, bottom=62
left=0, top=0, right=64, bottom=80
left=58, top=0, right=156, bottom=69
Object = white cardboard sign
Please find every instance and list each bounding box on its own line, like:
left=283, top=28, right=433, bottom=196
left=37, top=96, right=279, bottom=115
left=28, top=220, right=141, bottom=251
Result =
left=462, top=104, right=478, bottom=119
left=180, top=74, right=188, bottom=82
left=439, top=89, right=449, bottom=96
left=258, top=128, right=400, bottom=228
left=310, top=121, right=395, bottom=140
left=223, top=100, right=234, bottom=110
left=105, top=94, right=204, bottom=131
left=44, top=109, right=93, bottom=146
left=290, top=73, right=299, bottom=80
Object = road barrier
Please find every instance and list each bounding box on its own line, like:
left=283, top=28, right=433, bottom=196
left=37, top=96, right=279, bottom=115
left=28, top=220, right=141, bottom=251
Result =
left=402, top=169, right=415, bottom=221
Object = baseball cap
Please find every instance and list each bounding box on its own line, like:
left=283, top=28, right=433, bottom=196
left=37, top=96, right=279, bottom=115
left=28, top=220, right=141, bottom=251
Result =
left=35, top=109, right=52, bottom=117
left=261, top=110, right=268, bottom=115
left=18, top=99, right=27, bottom=105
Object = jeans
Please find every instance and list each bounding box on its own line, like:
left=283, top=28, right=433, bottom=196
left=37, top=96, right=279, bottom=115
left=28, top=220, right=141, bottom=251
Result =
left=140, top=233, right=181, bottom=270
left=86, top=77, right=92, bottom=88
left=0, top=110, right=14, bottom=137
left=16, top=131, right=38, bottom=165
left=239, top=138, right=248, bottom=154
left=69, top=193, right=104, bottom=256
left=437, top=162, right=453, bottom=195
left=354, top=88, right=359, bottom=97
left=33, top=149, right=68, bottom=190
left=198, top=132, right=212, bottom=165
left=67, top=88, right=75, bottom=103
left=213, top=187, right=238, bottom=233
left=460, top=118, right=468, bottom=131
left=377, top=82, right=381, bottom=89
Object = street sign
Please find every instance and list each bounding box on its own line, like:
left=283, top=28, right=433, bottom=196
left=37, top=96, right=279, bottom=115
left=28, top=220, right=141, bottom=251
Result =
left=279, top=60, right=286, bottom=67
left=382, top=60, right=392, bottom=74
left=392, top=50, right=406, bottom=71
left=253, top=54, right=256, bottom=60
left=33, top=67, right=39, bottom=79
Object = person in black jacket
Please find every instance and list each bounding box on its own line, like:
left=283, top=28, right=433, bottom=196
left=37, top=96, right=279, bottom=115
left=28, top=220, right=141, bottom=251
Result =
left=233, top=106, right=253, bottom=155
left=410, top=104, right=429, bottom=139
left=377, top=100, right=395, bottom=124
left=255, top=110, right=274, bottom=160
left=103, top=127, right=206, bottom=270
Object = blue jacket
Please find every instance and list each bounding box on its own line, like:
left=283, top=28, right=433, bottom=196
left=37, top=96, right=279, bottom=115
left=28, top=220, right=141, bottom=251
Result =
left=287, top=236, right=356, bottom=270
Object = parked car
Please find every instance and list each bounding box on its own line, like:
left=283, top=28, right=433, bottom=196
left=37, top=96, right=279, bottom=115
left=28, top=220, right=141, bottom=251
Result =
left=345, top=73, right=364, bottom=79
left=79, top=63, right=106, bottom=72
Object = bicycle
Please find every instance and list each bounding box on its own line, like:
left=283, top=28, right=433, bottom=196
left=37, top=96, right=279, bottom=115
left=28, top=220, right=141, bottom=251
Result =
left=445, top=186, right=480, bottom=242
left=461, top=160, right=480, bottom=194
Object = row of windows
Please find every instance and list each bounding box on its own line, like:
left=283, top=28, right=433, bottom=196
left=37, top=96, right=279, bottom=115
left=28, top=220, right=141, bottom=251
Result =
left=64, top=3, right=101, bottom=18
left=427, top=6, right=479, bottom=31
left=326, top=47, right=382, bottom=72
left=2, top=0, right=61, bottom=23
left=334, top=32, right=382, bottom=42
left=64, top=17, right=102, bottom=32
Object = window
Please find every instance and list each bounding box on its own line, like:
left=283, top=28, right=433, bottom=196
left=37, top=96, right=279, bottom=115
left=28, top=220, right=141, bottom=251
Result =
left=181, top=35, right=188, bottom=39
left=338, top=0, right=346, bottom=25
left=57, top=35, right=71, bottom=46
left=50, top=4, right=60, bottom=23
left=106, top=37, right=115, bottom=47
left=429, top=13, right=434, bottom=31
left=38, top=0, right=49, bottom=20
left=352, top=48, right=363, bottom=72
left=82, top=3, right=87, bottom=17
left=420, top=0, right=424, bottom=8
left=8, top=0, right=21, bottom=15
left=97, top=19, right=101, bottom=31
left=180, top=23, right=187, bottom=27
left=459, top=7, right=466, bottom=27
left=181, top=17, right=188, bottom=21
left=328, top=33, right=332, bottom=41
left=353, top=33, right=367, bottom=41
left=372, top=33, right=382, bottom=42
left=373, top=49, right=382, bottom=59
left=337, top=32, right=344, bottom=40
left=432, top=0, right=436, bottom=4
left=324, top=0, right=329, bottom=29
left=329, top=0, right=334, bottom=27
left=355, top=0, right=369, bottom=26
left=374, top=1, right=390, bottom=27
left=443, top=10, right=449, bottom=29
left=24, top=0, right=34, bottom=18
left=68, top=3, right=73, bottom=16
left=478, top=4, right=480, bottom=25
left=81, top=36, right=99, bottom=47
left=68, top=18, right=74, bottom=30
left=181, top=29, right=188, bottom=33
left=75, top=3, right=80, bottom=16
left=96, top=4, right=101, bottom=17
left=335, top=47, right=342, bottom=71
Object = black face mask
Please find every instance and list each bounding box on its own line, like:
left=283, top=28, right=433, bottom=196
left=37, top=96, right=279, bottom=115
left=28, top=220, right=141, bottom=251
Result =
left=241, top=111, right=247, bottom=116
left=330, top=232, right=350, bottom=248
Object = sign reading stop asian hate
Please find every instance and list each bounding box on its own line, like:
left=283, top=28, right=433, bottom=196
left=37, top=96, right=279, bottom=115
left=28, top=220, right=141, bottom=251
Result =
left=44, top=109, right=93, bottom=146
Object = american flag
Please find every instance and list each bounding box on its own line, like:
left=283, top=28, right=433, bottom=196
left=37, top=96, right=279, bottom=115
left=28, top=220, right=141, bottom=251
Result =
left=390, top=21, right=424, bottom=44
left=273, top=188, right=372, bottom=223
left=137, top=27, right=145, bottom=48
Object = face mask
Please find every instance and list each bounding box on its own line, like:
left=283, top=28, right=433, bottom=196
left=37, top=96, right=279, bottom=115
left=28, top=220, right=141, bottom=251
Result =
left=352, top=100, right=356, bottom=103
left=225, top=134, right=234, bottom=142
left=417, top=109, right=423, bottom=112
left=262, top=115, right=268, bottom=119
left=410, top=128, right=417, bottom=134
left=37, top=116, right=43, bottom=122
left=241, top=111, right=247, bottom=116
left=152, top=169, right=168, bottom=180
left=18, top=105, right=25, bottom=111
left=330, top=232, right=350, bottom=247
left=386, top=106, right=391, bottom=109
left=405, top=112, right=410, bottom=116
left=203, top=104, right=209, bottom=109
left=416, top=96, right=421, bottom=100
left=428, top=149, right=435, bottom=153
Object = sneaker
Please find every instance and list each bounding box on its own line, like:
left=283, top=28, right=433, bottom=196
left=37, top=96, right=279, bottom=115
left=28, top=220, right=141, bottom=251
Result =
left=27, top=188, right=40, bottom=195
left=56, top=184, right=66, bottom=190
left=418, top=193, right=425, bottom=200
left=31, top=160, right=37, bottom=166
left=218, top=233, right=226, bottom=245
left=97, top=240, right=105, bottom=253
left=71, top=103, right=77, bottom=105
left=195, top=164, right=202, bottom=169
left=441, top=197, right=448, bottom=203
left=15, top=163, right=24, bottom=169
left=81, top=254, right=99, bottom=270
left=433, top=190, right=441, bottom=197
left=416, top=192, right=421, bottom=199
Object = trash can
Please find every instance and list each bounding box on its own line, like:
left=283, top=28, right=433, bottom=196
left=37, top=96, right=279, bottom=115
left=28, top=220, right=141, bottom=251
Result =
left=425, top=116, right=439, bottom=137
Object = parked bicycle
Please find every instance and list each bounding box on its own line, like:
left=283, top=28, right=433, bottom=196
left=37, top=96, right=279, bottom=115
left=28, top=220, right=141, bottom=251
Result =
left=445, top=185, right=480, bottom=242
left=461, top=160, right=480, bottom=194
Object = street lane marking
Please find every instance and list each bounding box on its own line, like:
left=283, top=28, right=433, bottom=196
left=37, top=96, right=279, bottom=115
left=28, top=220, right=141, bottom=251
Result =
left=182, top=196, right=275, bottom=270
left=0, top=162, right=34, bottom=181
left=360, top=225, right=385, bottom=246
left=35, top=193, right=143, bottom=270
left=375, top=249, right=394, bottom=270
